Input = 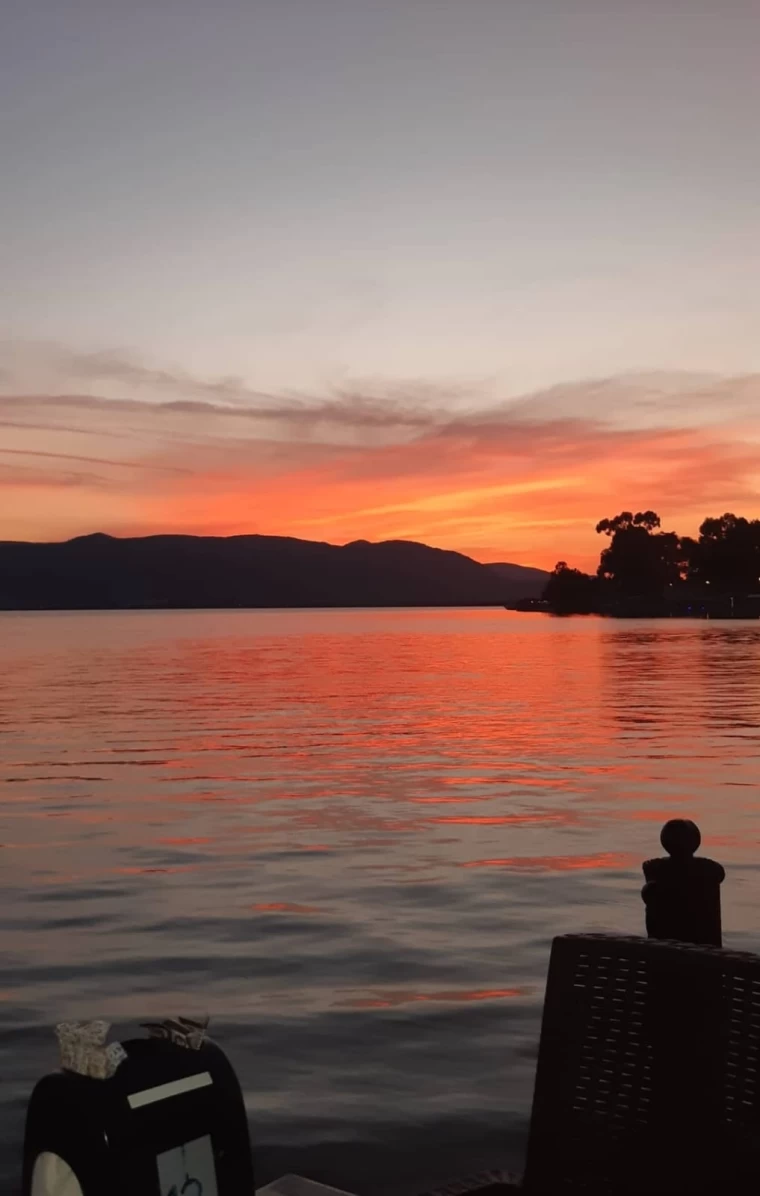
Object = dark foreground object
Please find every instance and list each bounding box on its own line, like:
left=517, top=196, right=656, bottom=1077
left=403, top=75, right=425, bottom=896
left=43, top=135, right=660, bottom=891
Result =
left=23, top=935, right=760, bottom=1195
left=21, top=824, right=745, bottom=1195
left=642, top=818, right=725, bottom=946
left=22, top=1035, right=254, bottom=1195
left=420, top=919, right=760, bottom=1196
left=515, top=933, right=760, bottom=1194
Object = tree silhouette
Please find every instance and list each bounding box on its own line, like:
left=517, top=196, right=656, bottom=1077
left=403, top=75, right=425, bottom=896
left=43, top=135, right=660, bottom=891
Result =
left=595, top=510, right=686, bottom=595
left=691, top=513, right=760, bottom=593
left=595, top=511, right=661, bottom=537
left=543, top=561, right=598, bottom=614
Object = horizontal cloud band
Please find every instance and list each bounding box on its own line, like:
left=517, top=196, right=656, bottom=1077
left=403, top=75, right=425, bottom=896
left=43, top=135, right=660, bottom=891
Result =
left=1, top=344, right=758, bottom=567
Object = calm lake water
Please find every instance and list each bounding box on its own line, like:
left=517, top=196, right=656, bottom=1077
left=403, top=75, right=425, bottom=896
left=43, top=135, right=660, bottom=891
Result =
left=2, top=609, right=760, bottom=1192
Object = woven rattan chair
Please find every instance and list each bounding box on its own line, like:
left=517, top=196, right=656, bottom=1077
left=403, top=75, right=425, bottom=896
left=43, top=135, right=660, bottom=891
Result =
left=443, top=933, right=760, bottom=1195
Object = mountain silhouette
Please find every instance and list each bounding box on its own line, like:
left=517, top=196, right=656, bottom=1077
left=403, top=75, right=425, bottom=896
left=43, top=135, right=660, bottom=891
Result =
left=485, top=562, right=551, bottom=602
left=0, top=534, right=548, bottom=610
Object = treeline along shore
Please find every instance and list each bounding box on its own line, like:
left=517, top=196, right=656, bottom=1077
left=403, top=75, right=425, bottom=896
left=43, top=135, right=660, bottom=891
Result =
left=537, top=511, right=760, bottom=618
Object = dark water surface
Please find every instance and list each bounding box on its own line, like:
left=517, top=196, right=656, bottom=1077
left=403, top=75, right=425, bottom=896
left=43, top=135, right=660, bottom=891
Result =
left=2, top=609, right=760, bottom=1191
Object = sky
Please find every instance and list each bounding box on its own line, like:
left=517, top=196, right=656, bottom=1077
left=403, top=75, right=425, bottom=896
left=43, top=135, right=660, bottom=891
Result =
left=2, top=0, right=759, bottom=569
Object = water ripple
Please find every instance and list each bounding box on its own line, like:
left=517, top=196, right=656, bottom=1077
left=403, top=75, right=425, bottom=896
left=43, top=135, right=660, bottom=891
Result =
left=1, top=609, right=760, bottom=1190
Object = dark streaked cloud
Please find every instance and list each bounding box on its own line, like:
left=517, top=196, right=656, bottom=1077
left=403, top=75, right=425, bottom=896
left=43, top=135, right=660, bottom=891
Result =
left=2, top=353, right=759, bottom=442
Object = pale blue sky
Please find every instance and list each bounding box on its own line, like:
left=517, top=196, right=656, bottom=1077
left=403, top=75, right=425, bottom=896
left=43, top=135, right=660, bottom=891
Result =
left=2, top=0, right=759, bottom=397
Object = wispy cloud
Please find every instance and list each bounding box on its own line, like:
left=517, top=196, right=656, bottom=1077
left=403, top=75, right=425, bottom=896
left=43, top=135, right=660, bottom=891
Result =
left=0, top=446, right=190, bottom=473
left=1, top=344, right=758, bottom=564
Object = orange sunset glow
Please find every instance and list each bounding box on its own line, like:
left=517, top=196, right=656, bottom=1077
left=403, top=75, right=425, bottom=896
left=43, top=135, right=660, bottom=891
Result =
left=5, top=4, right=760, bottom=1185
left=2, top=362, right=759, bottom=569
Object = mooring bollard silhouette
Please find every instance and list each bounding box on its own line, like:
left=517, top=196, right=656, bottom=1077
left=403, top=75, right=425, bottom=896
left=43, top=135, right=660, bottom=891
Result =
left=641, top=819, right=725, bottom=946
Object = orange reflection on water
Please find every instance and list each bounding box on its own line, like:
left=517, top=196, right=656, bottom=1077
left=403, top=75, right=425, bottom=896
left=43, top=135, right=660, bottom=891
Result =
left=409, top=797, right=485, bottom=805
left=158, top=836, right=214, bottom=845
left=464, top=851, right=636, bottom=871
left=5, top=607, right=760, bottom=1043
left=438, top=777, right=500, bottom=786
left=430, top=812, right=575, bottom=826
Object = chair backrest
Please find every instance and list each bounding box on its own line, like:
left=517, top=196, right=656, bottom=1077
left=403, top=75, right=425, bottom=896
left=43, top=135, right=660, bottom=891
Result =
left=523, top=934, right=760, bottom=1195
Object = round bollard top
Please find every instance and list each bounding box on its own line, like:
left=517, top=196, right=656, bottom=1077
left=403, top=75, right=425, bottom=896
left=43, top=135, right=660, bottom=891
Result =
left=660, top=818, right=701, bottom=860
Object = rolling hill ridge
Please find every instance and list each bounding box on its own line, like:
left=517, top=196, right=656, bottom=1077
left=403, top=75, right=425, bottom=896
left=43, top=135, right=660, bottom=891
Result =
left=0, top=533, right=549, bottom=610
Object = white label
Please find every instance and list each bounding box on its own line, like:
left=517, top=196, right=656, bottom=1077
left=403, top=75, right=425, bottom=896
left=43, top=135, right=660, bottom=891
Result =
left=127, top=1071, right=213, bottom=1109
left=156, top=1134, right=219, bottom=1196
